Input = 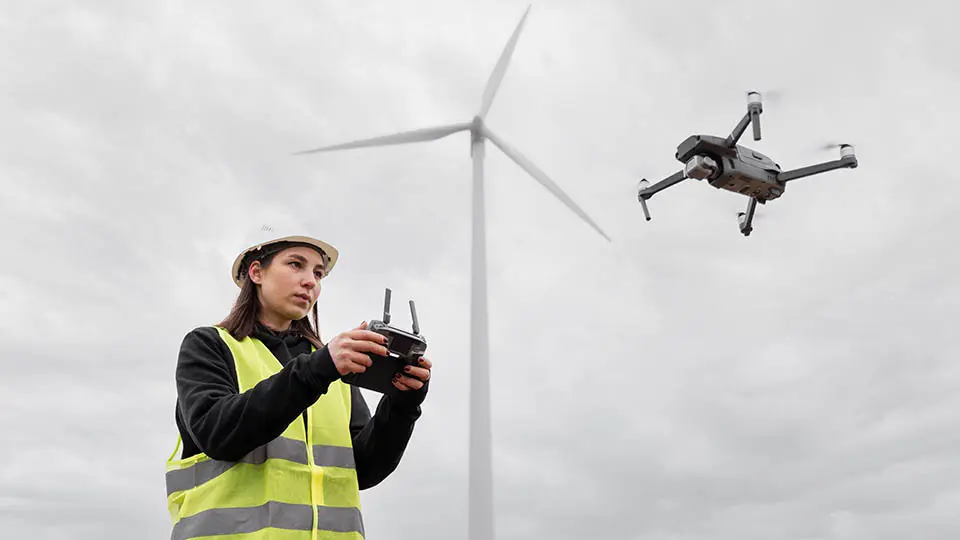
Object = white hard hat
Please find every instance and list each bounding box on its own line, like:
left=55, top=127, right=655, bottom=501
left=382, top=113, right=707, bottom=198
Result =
left=230, top=223, right=339, bottom=287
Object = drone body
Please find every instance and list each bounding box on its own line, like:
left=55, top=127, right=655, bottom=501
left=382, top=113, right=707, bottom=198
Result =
left=637, top=92, right=859, bottom=236
left=675, top=134, right=785, bottom=202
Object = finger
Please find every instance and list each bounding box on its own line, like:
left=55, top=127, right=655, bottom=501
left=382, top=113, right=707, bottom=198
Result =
left=346, top=329, right=389, bottom=345
left=345, top=339, right=389, bottom=357
left=393, top=377, right=415, bottom=391
left=401, top=365, right=430, bottom=381
left=343, top=360, right=367, bottom=374
left=344, top=350, right=373, bottom=368
left=350, top=363, right=368, bottom=374
left=346, top=322, right=367, bottom=335
left=394, top=374, right=424, bottom=391
left=417, top=357, right=432, bottom=370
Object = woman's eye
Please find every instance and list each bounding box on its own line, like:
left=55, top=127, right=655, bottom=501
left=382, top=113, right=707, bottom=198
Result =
left=290, top=261, right=301, bottom=268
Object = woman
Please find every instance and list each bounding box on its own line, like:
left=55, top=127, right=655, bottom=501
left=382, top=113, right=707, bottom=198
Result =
left=165, top=231, right=432, bottom=540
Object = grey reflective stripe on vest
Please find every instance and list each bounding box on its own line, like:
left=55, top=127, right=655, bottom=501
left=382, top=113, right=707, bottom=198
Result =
left=166, top=436, right=306, bottom=495
left=316, top=505, right=365, bottom=534
left=166, top=437, right=355, bottom=495
left=314, top=444, right=356, bottom=469
left=171, top=501, right=364, bottom=540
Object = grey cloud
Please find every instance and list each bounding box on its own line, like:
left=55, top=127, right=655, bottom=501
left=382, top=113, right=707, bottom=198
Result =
left=2, top=1, right=959, bottom=539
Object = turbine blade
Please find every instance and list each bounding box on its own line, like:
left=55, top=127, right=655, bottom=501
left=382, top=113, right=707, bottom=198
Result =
left=483, top=126, right=611, bottom=242
left=478, top=5, right=531, bottom=120
left=293, top=123, right=471, bottom=155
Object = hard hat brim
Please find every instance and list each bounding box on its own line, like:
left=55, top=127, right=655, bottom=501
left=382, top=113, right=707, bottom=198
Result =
left=231, top=235, right=339, bottom=287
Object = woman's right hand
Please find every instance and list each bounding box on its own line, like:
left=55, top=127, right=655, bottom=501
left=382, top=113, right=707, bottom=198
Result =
left=327, top=321, right=390, bottom=376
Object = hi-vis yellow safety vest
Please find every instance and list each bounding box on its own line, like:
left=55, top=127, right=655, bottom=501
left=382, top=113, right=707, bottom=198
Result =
left=165, top=326, right=364, bottom=540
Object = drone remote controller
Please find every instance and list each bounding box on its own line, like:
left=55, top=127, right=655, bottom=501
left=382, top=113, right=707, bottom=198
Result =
left=342, top=288, right=428, bottom=395
left=368, top=287, right=427, bottom=365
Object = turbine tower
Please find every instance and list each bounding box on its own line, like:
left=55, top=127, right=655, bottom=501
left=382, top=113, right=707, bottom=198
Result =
left=294, top=6, right=610, bottom=539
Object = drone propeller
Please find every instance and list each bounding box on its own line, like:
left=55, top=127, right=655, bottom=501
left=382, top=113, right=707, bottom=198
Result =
left=744, top=88, right=785, bottom=104
left=820, top=141, right=852, bottom=150
left=818, top=141, right=857, bottom=159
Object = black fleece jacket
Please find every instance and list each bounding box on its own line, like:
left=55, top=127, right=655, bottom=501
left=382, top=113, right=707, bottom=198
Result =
left=174, top=322, right=427, bottom=490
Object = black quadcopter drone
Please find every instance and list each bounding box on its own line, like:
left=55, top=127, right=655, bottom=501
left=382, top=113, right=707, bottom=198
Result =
left=636, top=91, right=858, bottom=236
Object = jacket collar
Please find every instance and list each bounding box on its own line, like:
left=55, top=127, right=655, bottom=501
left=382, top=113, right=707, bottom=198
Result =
left=253, top=321, right=305, bottom=347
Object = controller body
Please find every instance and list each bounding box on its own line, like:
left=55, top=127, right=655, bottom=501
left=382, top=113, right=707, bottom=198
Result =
left=368, top=319, right=427, bottom=367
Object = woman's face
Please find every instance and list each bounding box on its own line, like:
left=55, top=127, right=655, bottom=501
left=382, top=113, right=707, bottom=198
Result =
left=249, top=245, right=326, bottom=327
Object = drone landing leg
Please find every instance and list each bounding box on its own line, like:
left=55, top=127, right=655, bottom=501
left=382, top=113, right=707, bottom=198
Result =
left=750, top=108, right=761, bottom=140
left=738, top=197, right=758, bottom=236
left=639, top=197, right=651, bottom=221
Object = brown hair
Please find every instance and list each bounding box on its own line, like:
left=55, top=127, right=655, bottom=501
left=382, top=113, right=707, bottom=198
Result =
left=218, top=243, right=326, bottom=349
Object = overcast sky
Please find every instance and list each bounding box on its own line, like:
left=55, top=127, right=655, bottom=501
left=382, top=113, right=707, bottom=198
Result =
left=2, top=0, right=959, bottom=539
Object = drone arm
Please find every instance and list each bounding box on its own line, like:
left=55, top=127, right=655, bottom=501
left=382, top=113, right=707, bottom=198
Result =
left=778, top=156, right=858, bottom=183
left=724, top=112, right=752, bottom=147
left=725, top=93, right=764, bottom=146
left=638, top=170, right=686, bottom=200
left=637, top=170, right=685, bottom=221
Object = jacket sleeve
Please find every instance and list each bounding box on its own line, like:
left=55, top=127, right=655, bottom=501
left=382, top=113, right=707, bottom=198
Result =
left=349, top=381, right=429, bottom=490
left=175, top=326, right=343, bottom=461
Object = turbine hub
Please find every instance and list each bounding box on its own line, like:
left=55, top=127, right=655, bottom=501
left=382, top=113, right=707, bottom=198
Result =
left=470, top=116, right=484, bottom=145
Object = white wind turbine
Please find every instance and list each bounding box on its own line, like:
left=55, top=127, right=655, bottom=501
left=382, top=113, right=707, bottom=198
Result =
left=294, top=5, right=610, bottom=539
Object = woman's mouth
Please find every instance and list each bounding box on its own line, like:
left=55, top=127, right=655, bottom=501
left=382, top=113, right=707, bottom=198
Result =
left=294, top=293, right=311, bottom=304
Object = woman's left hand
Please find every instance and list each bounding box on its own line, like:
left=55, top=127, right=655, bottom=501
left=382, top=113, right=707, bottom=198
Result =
left=393, top=356, right=432, bottom=391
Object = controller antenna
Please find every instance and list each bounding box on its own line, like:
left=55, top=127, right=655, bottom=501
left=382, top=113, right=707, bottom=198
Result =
left=382, top=288, right=392, bottom=325
left=409, top=300, right=420, bottom=335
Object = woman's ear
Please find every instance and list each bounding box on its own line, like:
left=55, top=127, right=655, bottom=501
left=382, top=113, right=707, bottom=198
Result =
left=248, top=261, right=263, bottom=285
